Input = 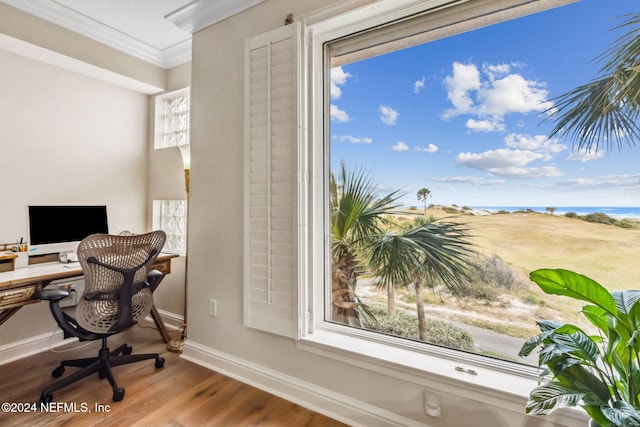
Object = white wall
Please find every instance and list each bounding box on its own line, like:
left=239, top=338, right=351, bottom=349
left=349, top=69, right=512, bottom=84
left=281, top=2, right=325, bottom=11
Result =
left=0, top=47, right=149, bottom=345
left=184, top=1, right=578, bottom=426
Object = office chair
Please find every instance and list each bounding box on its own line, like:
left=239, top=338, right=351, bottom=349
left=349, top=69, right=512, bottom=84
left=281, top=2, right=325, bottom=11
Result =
left=34, top=231, right=167, bottom=403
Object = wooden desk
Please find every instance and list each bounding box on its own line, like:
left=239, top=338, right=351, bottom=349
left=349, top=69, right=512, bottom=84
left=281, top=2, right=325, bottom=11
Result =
left=0, top=253, right=178, bottom=343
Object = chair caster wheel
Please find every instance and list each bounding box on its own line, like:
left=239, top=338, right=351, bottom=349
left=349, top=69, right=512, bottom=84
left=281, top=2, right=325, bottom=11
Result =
left=52, top=366, right=65, bottom=378
left=113, top=388, right=125, bottom=402
left=155, top=357, right=165, bottom=369
left=40, top=393, right=53, bottom=404
left=122, top=345, right=133, bottom=355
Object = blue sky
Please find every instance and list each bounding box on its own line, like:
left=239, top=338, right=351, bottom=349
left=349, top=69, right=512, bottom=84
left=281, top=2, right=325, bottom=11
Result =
left=330, top=0, right=640, bottom=208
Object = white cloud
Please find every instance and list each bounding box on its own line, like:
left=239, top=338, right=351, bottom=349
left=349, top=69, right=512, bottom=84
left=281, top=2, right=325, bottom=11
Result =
left=477, top=73, right=552, bottom=117
left=432, top=175, right=505, bottom=185
left=416, top=143, right=438, bottom=153
left=504, top=133, right=566, bottom=158
left=540, top=173, right=640, bottom=190
left=487, top=166, right=562, bottom=178
left=441, top=61, right=554, bottom=130
left=330, top=104, right=350, bottom=122
left=442, top=62, right=481, bottom=119
left=414, top=76, right=426, bottom=94
left=566, top=149, right=605, bottom=162
left=334, top=135, right=373, bottom=144
left=466, top=118, right=505, bottom=133
left=455, top=148, right=562, bottom=178
left=391, top=142, right=409, bottom=152
left=456, top=148, right=543, bottom=169
left=379, top=105, right=399, bottom=125
left=330, top=66, right=352, bottom=100
left=482, top=62, right=511, bottom=80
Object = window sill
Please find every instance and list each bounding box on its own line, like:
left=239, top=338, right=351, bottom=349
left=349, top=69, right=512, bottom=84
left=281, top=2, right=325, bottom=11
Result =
left=297, top=326, right=587, bottom=425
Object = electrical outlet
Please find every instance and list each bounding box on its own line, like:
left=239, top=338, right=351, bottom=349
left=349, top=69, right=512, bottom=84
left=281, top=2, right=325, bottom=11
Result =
left=424, top=390, right=442, bottom=418
left=209, top=299, right=218, bottom=317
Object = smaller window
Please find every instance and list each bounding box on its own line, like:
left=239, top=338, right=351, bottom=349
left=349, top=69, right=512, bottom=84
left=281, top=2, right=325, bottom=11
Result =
left=153, top=200, right=187, bottom=255
left=154, top=88, right=190, bottom=149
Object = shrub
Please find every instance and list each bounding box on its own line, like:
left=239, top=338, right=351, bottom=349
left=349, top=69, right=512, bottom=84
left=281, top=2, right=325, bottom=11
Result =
left=564, top=211, right=578, bottom=218
left=583, top=212, right=616, bottom=225
left=582, top=212, right=632, bottom=228
left=458, top=254, right=528, bottom=299
left=363, top=306, right=474, bottom=351
left=408, top=206, right=417, bottom=210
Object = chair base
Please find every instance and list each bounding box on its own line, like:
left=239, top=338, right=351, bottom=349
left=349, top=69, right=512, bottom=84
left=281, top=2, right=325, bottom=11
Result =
left=40, top=337, right=165, bottom=403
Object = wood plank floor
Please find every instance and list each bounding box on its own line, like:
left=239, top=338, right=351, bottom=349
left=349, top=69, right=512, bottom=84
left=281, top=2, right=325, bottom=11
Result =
left=0, top=323, right=349, bottom=426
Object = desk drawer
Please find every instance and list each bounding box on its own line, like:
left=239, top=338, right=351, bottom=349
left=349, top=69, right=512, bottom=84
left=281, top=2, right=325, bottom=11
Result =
left=0, top=285, right=37, bottom=309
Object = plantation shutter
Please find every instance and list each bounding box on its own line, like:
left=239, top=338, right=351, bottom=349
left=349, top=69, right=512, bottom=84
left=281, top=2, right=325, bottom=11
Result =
left=244, top=23, right=300, bottom=338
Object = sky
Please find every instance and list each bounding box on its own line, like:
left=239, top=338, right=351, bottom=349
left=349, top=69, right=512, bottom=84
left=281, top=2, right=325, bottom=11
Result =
left=329, top=0, right=640, bottom=208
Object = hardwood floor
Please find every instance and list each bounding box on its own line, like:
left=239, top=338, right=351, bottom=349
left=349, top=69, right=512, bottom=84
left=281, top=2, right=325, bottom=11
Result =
left=0, top=323, right=348, bottom=426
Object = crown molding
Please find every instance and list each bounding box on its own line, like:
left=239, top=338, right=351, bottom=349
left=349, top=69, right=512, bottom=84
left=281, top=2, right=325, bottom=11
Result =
left=166, top=0, right=267, bottom=33
left=0, top=0, right=191, bottom=69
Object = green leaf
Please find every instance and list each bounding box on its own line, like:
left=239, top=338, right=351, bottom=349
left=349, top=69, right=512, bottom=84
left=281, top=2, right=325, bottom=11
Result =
left=519, top=320, right=562, bottom=358
left=602, top=400, right=640, bottom=427
left=525, top=382, right=584, bottom=415
left=530, top=269, right=617, bottom=315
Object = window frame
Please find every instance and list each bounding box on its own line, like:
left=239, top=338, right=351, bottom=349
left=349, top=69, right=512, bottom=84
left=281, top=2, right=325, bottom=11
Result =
left=154, top=87, right=191, bottom=149
left=296, top=0, right=584, bottom=422
left=152, top=199, right=188, bottom=255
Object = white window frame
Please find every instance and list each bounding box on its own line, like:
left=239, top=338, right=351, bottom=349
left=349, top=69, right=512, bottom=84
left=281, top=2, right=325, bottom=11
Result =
left=152, top=199, right=188, bottom=255
left=296, top=0, right=584, bottom=423
left=154, top=87, right=191, bottom=149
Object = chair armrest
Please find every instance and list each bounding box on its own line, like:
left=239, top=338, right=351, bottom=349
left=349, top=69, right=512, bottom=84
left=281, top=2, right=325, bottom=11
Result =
left=147, top=269, right=163, bottom=292
left=33, top=289, right=70, bottom=301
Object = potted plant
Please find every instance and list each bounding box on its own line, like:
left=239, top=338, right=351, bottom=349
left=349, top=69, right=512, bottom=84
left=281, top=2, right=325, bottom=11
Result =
left=519, top=268, right=640, bottom=427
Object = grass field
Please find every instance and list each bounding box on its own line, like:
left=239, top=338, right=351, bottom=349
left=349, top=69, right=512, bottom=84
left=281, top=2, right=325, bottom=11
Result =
left=361, top=206, right=640, bottom=344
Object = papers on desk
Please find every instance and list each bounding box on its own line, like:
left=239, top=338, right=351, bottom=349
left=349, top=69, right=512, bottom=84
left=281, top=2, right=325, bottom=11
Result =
left=63, top=262, right=80, bottom=268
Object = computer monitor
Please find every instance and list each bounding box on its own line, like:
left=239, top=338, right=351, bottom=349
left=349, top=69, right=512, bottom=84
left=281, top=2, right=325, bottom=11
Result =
left=28, top=205, right=109, bottom=256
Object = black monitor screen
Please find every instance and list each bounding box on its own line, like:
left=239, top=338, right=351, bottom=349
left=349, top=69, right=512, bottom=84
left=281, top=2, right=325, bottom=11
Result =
left=28, top=205, right=109, bottom=245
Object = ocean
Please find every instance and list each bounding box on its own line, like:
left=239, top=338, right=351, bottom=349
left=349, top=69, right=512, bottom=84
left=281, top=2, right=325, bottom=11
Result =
left=469, top=206, right=640, bottom=220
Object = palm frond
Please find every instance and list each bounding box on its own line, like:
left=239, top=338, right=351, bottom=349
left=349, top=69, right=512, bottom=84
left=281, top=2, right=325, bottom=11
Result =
left=545, top=13, right=640, bottom=153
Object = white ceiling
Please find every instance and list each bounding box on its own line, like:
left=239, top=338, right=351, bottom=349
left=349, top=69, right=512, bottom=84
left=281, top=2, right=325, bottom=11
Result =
left=0, top=0, right=265, bottom=69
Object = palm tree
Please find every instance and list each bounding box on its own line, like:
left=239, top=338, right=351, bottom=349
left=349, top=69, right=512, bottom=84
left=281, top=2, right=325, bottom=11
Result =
left=330, top=163, right=404, bottom=326
left=417, top=188, right=431, bottom=215
left=367, top=219, right=474, bottom=341
left=547, top=13, right=640, bottom=153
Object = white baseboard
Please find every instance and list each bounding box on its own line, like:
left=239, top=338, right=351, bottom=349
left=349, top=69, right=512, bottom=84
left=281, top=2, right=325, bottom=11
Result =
left=0, top=310, right=182, bottom=366
left=182, top=340, right=427, bottom=427
left=155, top=308, right=183, bottom=329
left=0, top=330, right=66, bottom=366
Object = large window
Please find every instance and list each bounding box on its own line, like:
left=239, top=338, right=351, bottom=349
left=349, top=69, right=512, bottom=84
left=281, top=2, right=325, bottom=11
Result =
left=312, top=0, right=640, bottom=369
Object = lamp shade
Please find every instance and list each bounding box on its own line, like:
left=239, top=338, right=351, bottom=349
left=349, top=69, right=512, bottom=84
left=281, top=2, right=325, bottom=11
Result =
left=178, top=144, right=191, bottom=169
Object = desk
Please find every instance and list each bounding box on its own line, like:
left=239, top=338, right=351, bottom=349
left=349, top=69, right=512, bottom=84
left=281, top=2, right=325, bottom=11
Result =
left=0, top=253, right=178, bottom=343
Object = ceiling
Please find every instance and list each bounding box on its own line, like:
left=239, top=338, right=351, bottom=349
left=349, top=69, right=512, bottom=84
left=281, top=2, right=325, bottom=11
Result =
left=0, top=0, right=265, bottom=69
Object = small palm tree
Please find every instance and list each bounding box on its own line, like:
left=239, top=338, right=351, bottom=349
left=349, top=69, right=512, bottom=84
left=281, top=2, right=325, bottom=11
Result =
left=417, top=188, right=431, bottom=216
left=547, top=13, right=640, bottom=153
left=367, top=219, right=474, bottom=341
left=330, top=163, right=404, bottom=326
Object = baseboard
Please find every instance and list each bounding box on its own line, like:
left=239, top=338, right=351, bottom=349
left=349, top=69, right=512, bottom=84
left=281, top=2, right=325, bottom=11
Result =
left=182, top=340, right=427, bottom=427
left=155, top=308, right=183, bottom=329
left=0, top=330, right=66, bottom=366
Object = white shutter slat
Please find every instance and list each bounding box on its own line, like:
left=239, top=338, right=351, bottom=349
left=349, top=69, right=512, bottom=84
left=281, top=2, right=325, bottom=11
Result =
left=244, top=23, right=300, bottom=337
